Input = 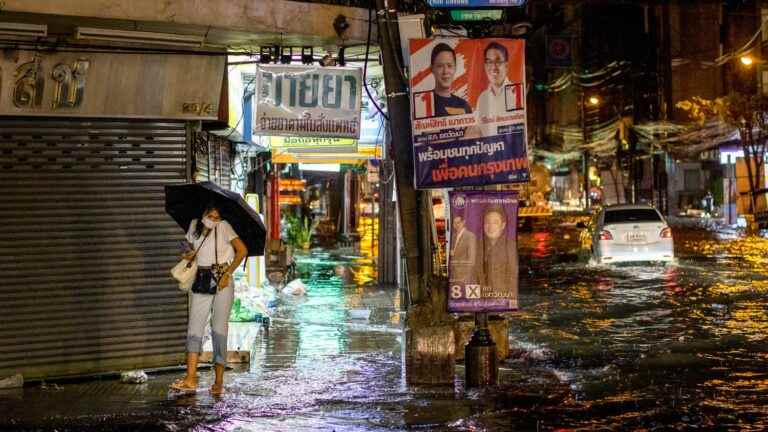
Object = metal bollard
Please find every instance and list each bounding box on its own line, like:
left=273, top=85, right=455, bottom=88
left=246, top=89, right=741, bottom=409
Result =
left=465, top=313, right=497, bottom=387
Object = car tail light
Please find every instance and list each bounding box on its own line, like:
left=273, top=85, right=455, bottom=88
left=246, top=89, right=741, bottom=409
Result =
left=660, top=227, right=673, bottom=238
left=599, top=230, right=613, bottom=241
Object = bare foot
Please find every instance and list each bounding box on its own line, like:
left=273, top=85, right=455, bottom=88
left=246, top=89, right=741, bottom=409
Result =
left=210, top=382, right=224, bottom=396
left=170, top=377, right=198, bottom=392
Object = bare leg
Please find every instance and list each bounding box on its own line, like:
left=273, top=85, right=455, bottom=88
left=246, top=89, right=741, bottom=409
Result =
left=184, top=352, right=200, bottom=385
left=211, top=363, right=225, bottom=394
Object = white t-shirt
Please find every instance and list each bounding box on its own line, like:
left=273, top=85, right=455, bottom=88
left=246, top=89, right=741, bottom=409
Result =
left=186, top=219, right=239, bottom=266
left=476, top=79, right=511, bottom=136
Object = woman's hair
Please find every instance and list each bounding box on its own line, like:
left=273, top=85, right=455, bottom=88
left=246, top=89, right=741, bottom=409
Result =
left=193, top=203, right=219, bottom=239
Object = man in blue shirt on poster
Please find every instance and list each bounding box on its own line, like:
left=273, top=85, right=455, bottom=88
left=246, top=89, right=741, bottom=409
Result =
left=430, top=43, right=472, bottom=117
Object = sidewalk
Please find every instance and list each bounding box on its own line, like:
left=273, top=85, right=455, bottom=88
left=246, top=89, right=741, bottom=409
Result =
left=0, top=249, right=409, bottom=431
left=0, top=249, right=571, bottom=432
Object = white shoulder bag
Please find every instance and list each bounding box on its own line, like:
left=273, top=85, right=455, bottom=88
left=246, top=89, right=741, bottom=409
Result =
left=171, top=229, right=212, bottom=291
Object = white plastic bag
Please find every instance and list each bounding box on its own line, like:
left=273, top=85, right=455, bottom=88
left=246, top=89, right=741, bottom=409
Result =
left=171, top=259, right=197, bottom=292
left=281, top=278, right=307, bottom=296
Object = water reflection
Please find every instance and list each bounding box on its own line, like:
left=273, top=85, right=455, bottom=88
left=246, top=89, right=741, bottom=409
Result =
left=7, top=223, right=768, bottom=431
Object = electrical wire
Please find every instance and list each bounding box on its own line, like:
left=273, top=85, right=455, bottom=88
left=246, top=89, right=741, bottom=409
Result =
left=365, top=6, right=390, bottom=122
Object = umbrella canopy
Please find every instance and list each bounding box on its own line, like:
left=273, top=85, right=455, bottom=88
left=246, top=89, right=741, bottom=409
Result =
left=165, top=181, right=266, bottom=256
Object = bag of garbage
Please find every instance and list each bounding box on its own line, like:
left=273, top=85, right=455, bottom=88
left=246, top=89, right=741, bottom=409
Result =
left=0, top=374, right=23, bottom=389
left=120, top=370, right=148, bottom=384
left=281, top=278, right=307, bottom=296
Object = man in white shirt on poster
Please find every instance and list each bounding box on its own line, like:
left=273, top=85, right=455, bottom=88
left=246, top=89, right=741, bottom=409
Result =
left=476, top=42, right=512, bottom=137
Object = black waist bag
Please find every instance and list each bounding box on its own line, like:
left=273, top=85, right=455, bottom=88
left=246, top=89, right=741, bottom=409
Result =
left=191, top=269, right=217, bottom=295
left=191, top=226, right=223, bottom=295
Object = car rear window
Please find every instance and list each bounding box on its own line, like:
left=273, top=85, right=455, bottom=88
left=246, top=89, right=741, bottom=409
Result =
left=604, top=209, right=662, bottom=224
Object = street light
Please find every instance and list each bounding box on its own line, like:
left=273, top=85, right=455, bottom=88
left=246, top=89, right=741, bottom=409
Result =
left=740, top=55, right=754, bottom=66
left=587, top=95, right=601, bottom=106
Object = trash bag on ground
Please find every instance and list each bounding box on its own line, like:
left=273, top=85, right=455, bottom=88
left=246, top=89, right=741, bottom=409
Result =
left=120, top=370, right=148, bottom=384
left=0, top=374, right=23, bottom=389
left=281, top=278, right=307, bottom=296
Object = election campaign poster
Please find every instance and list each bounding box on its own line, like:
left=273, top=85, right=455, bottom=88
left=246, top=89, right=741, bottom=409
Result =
left=254, top=65, right=362, bottom=139
left=409, top=38, right=530, bottom=189
left=448, top=191, right=519, bottom=313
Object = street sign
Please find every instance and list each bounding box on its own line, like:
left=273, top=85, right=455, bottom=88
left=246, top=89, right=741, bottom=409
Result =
left=428, top=0, right=525, bottom=7
left=546, top=35, right=573, bottom=68
left=449, top=9, right=503, bottom=21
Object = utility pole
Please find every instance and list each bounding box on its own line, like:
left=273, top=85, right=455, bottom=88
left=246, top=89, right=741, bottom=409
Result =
left=374, top=0, right=429, bottom=304
left=581, top=92, right=590, bottom=209
left=376, top=0, right=457, bottom=386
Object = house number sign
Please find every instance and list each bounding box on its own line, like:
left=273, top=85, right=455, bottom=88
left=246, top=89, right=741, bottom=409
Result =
left=8, top=54, right=90, bottom=109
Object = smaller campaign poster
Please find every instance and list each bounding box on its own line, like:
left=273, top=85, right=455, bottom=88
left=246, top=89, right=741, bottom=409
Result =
left=409, top=38, right=530, bottom=189
left=448, top=191, right=519, bottom=313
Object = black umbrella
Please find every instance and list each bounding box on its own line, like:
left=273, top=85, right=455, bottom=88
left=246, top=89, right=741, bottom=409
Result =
left=165, top=181, right=266, bottom=256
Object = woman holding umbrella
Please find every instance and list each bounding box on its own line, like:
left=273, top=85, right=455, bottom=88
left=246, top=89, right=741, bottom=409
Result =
left=170, top=204, right=248, bottom=395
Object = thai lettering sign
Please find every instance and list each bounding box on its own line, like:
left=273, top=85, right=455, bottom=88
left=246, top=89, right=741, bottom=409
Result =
left=0, top=52, right=223, bottom=119
left=409, top=38, right=529, bottom=189
left=269, top=136, right=358, bottom=154
left=255, top=65, right=362, bottom=139
left=448, top=190, right=519, bottom=313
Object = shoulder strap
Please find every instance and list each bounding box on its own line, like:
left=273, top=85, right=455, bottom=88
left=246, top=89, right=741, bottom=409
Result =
left=189, top=228, right=212, bottom=262
left=214, top=226, right=219, bottom=265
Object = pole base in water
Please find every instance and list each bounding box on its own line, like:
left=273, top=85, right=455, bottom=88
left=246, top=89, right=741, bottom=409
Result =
left=464, top=327, right=497, bottom=387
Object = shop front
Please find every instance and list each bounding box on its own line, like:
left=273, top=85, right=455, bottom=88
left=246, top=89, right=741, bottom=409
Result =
left=0, top=50, right=225, bottom=378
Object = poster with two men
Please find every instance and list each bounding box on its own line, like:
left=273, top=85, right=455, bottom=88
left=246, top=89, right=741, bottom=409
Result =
left=409, top=38, right=529, bottom=189
left=408, top=38, right=527, bottom=313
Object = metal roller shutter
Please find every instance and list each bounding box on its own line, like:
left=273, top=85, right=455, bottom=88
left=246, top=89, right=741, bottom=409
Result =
left=0, top=118, right=189, bottom=379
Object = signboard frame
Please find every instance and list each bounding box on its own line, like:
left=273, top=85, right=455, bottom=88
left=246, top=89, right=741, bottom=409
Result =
left=254, top=64, right=363, bottom=139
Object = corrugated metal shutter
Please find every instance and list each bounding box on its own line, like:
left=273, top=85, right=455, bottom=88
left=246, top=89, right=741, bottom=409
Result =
left=0, top=118, right=189, bottom=379
left=194, top=131, right=231, bottom=189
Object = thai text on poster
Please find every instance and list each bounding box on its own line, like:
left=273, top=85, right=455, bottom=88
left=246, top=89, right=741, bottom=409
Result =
left=448, top=191, right=519, bottom=313
left=409, top=38, right=529, bottom=188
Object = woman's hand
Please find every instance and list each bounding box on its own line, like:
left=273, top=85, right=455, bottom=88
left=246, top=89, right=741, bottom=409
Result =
left=217, top=272, right=231, bottom=290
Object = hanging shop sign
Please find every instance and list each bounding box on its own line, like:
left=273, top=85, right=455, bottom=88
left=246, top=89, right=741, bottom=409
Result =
left=269, top=136, right=358, bottom=153
left=254, top=65, right=362, bottom=139
left=409, top=38, right=530, bottom=189
left=0, top=52, right=223, bottom=119
left=448, top=190, right=519, bottom=313
left=271, top=144, right=381, bottom=164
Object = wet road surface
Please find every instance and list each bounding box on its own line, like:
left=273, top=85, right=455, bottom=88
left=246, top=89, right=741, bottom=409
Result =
left=3, top=223, right=768, bottom=431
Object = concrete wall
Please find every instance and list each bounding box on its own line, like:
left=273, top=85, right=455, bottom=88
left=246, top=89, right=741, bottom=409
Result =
left=0, top=0, right=372, bottom=45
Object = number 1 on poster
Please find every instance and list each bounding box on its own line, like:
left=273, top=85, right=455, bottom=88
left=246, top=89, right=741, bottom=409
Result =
left=505, top=83, right=524, bottom=111
left=413, top=91, right=434, bottom=119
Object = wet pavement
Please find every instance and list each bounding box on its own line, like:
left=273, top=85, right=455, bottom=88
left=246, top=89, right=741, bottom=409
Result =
left=3, top=219, right=768, bottom=431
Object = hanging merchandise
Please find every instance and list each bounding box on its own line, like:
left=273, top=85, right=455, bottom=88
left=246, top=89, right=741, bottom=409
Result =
left=408, top=38, right=530, bottom=188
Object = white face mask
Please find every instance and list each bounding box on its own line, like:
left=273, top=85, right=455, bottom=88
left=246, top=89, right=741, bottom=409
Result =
left=202, top=217, right=220, bottom=229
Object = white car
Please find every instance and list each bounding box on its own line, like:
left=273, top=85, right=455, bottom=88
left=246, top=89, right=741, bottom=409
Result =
left=587, top=204, right=674, bottom=265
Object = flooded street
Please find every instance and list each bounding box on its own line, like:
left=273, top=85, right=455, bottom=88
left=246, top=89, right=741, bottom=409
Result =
left=3, top=224, right=768, bottom=430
